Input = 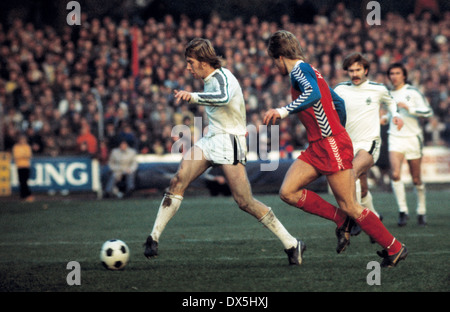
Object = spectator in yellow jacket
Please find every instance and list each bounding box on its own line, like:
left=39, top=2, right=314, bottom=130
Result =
left=12, top=135, right=34, bottom=202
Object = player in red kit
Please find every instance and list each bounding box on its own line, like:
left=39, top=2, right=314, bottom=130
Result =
left=264, top=30, right=407, bottom=267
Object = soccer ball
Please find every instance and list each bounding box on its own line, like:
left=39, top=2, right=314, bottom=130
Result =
left=100, top=239, right=130, bottom=270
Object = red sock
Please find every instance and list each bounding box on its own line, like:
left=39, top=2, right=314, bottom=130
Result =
left=296, top=190, right=347, bottom=227
left=356, top=208, right=402, bottom=255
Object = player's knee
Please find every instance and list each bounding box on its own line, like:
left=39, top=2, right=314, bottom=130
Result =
left=391, top=171, right=401, bottom=181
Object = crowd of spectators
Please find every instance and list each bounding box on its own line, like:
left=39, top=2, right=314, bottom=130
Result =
left=1, top=2, right=449, bottom=164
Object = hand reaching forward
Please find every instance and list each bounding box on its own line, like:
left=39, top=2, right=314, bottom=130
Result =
left=263, top=109, right=281, bottom=125
left=174, top=90, right=192, bottom=105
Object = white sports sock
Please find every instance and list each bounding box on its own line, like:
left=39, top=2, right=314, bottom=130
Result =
left=355, top=179, right=362, bottom=204
left=150, top=193, right=183, bottom=242
left=415, top=184, right=426, bottom=215
left=361, top=191, right=379, bottom=218
left=259, top=208, right=298, bottom=250
left=391, top=180, right=409, bottom=214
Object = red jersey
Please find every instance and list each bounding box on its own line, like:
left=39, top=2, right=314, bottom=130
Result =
left=288, top=61, right=346, bottom=143
left=287, top=61, right=353, bottom=174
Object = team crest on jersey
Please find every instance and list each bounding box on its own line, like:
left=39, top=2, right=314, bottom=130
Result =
left=406, top=95, right=411, bottom=102
left=366, top=97, right=372, bottom=105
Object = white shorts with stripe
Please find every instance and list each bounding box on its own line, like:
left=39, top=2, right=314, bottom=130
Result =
left=353, top=138, right=381, bottom=164
left=388, top=134, right=423, bottom=160
left=195, top=132, right=247, bottom=165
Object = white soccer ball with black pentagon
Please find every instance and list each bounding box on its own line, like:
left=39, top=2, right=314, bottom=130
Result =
left=100, top=239, right=130, bottom=270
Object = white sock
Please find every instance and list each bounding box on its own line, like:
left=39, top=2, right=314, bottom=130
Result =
left=361, top=191, right=379, bottom=218
left=150, top=193, right=183, bottom=242
left=355, top=179, right=362, bottom=203
left=391, top=180, right=409, bottom=214
left=259, top=208, right=298, bottom=250
left=415, top=184, right=426, bottom=215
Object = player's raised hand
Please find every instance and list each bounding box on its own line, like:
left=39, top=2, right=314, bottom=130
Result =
left=174, top=90, right=192, bottom=104
left=263, top=109, right=281, bottom=125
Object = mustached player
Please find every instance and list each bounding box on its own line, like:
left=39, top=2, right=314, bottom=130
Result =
left=334, top=52, right=404, bottom=240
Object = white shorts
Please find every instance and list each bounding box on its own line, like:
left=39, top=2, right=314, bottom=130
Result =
left=195, top=132, right=247, bottom=165
left=353, top=138, right=381, bottom=164
left=388, top=135, right=423, bottom=160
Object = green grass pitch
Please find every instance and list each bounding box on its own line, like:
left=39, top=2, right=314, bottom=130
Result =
left=0, top=189, right=449, bottom=293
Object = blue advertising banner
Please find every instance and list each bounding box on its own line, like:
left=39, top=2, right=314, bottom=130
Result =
left=10, top=157, right=100, bottom=192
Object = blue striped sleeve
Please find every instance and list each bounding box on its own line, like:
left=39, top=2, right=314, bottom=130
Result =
left=286, top=63, right=321, bottom=114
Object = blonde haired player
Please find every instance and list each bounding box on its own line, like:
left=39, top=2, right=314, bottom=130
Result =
left=387, top=63, right=433, bottom=226
left=143, top=38, right=305, bottom=265
left=264, top=30, right=407, bottom=267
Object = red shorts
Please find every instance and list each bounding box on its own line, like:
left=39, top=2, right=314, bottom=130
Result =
left=298, top=131, right=354, bottom=175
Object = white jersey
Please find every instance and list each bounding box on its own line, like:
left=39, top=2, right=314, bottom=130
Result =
left=334, top=80, right=398, bottom=143
left=189, top=67, right=247, bottom=136
left=388, top=84, right=433, bottom=138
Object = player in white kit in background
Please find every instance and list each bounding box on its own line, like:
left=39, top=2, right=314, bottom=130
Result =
left=334, top=53, right=404, bottom=239
left=386, top=63, right=433, bottom=226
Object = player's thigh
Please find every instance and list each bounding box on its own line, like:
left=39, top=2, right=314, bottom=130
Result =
left=353, top=149, right=374, bottom=179
left=407, top=158, right=422, bottom=184
left=221, top=163, right=254, bottom=205
left=170, top=146, right=211, bottom=194
left=280, top=159, right=320, bottom=195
